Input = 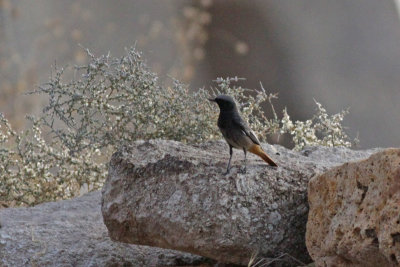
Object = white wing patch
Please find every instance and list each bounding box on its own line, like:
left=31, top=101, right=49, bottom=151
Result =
left=249, top=129, right=261, bottom=144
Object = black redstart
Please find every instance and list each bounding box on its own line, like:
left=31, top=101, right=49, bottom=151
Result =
left=209, top=94, right=278, bottom=174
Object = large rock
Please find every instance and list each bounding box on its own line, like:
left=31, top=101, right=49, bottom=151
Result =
left=0, top=191, right=209, bottom=267
left=101, top=139, right=378, bottom=265
left=306, top=148, right=400, bottom=266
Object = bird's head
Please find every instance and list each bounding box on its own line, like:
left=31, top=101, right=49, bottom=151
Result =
left=208, top=95, right=237, bottom=111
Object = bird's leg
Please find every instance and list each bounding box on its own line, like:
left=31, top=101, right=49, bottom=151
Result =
left=224, top=145, right=233, bottom=175
left=239, top=148, right=247, bottom=174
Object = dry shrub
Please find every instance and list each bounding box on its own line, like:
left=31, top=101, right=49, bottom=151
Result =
left=0, top=47, right=355, bottom=206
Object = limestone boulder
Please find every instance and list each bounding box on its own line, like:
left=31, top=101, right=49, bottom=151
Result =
left=307, top=148, right=400, bottom=266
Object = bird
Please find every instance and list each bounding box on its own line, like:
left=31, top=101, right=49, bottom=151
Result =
left=209, top=94, right=278, bottom=174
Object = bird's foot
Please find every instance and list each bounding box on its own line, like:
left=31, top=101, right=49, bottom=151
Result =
left=223, top=168, right=231, bottom=175
left=238, top=167, right=247, bottom=174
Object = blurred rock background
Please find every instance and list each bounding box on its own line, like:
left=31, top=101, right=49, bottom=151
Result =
left=1, top=0, right=399, bottom=148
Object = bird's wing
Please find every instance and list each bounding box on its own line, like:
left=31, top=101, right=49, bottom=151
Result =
left=233, top=116, right=261, bottom=145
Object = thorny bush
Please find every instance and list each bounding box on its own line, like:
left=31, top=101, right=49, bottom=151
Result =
left=0, top=47, right=356, bottom=206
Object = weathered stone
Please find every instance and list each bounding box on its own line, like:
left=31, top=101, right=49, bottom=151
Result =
left=101, top=139, right=378, bottom=266
left=306, top=148, right=400, bottom=267
left=0, top=191, right=209, bottom=267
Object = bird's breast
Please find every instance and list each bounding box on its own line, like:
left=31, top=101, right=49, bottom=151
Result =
left=217, top=111, right=233, bottom=129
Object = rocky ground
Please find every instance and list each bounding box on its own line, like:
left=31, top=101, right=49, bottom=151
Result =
left=0, top=190, right=211, bottom=267
left=2, top=139, right=397, bottom=267
left=101, top=139, right=380, bottom=266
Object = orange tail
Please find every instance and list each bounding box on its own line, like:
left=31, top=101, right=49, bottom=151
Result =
left=248, top=144, right=278, bottom=167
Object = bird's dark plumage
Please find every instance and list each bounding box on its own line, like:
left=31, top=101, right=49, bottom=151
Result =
left=209, top=94, right=278, bottom=173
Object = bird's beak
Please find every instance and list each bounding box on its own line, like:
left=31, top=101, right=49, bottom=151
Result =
left=208, top=98, right=216, bottom=102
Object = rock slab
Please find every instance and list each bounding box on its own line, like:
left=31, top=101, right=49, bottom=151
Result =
left=101, top=139, right=378, bottom=265
left=306, top=148, right=400, bottom=266
left=0, top=191, right=208, bottom=267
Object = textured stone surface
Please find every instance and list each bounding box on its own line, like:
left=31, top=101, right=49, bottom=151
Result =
left=101, top=139, right=378, bottom=265
left=307, top=148, right=400, bottom=267
left=0, top=191, right=209, bottom=267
